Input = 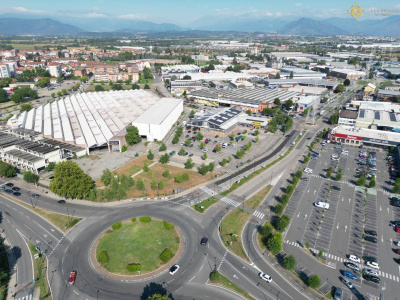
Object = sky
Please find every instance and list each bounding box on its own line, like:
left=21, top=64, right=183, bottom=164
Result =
left=1, top=0, right=400, bottom=25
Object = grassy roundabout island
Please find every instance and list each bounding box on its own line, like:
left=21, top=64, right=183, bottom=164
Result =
left=96, top=217, right=180, bottom=275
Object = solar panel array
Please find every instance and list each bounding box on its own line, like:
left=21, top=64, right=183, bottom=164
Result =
left=21, top=90, right=159, bottom=149
left=207, top=108, right=242, bottom=126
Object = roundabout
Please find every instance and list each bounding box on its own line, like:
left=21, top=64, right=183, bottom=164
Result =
left=93, top=217, right=183, bottom=277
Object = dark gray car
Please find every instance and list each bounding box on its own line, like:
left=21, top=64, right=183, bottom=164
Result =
left=333, top=287, right=342, bottom=300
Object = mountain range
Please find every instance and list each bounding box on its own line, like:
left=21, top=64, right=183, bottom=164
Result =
left=0, top=15, right=400, bottom=36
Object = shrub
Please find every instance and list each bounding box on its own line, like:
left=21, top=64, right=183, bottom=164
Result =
left=159, top=143, right=167, bottom=152
left=305, top=241, right=310, bottom=249
left=162, top=170, right=170, bottom=178
left=326, top=171, right=331, bottom=179
left=131, top=217, right=136, bottom=222
left=121, top=145, right=127, bottom=152
left=164, top=222, right=174, bottom=230
left=282, top=254, right=297, bottom=270
left=159, top=248, right=173, bottom=262
left=139, top=216, right=152, bottom=223
left=143, top=164, right=149, bottom=172
left=97, top=251, right=109, bottom=264
left=308, top=274, right=321, bottom=289
left=127, top=263, right=141, bottom=272
left=304, top=156, right=309, bottom=163
left=147, top=150, right=154, bottom=160
left=112, top=221, right=122, bottom=230
left=318, top=250, right=323, bottom=257
left=160, top=153, right=170, bottom=164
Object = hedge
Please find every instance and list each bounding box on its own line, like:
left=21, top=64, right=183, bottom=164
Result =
left=97, top=251, right=109, bottom=264
left=159, top=248, right=173, bottom=262
left=164, top=222, right=174, bottom=230
left=127, top=263, right=141, bottom=272
left=139, top=216, right=152, bottom=223
left=111, top=221, right=122, bottom=230
left=131, top=217, right=136, bottom=222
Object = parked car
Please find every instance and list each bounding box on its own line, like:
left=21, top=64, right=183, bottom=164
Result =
left=13, top=192, right=21, bottom=196
left=364, top=236, right=378, bottom=243
left=394, top=249, right=400, bottom=255
left=58, top=200, right=66, bottom=204
left=333, top=287, right=342, bottom=300
left=340, top=276, right=353, bottom=289
left=344, top=262, right=360, bottom=272
left=5, top=183, right=13, bottom=187
left=363, top=274, right=380, bottom=283
left=343, top=271, right=357, bottom=280
left=4, top=189, right=13, bottom=194
left=364, top=229, right=377, bottom=236
left=301, top=177, right=309, bottom=181
left=363, top=268, right=378, bottom=276
left=258, top=272, right=272, bottom=283
left=314, top=202, right=330, bottom=209
left=348, top=255, right=361, bottom=263
left=365, top=261, right=380, bottom=269
left=363, top=256, right=377, bottom=263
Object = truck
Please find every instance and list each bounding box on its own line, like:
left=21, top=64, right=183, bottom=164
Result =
left=319, top=110, right=325, bottom=116
left=235, top=136, right=243, bottom=142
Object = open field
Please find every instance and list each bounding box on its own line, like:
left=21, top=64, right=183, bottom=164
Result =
left=96, top=219, right=179, bottom=274
left=244, top=185, right=272, bottom=210
left=209, top=271, right=255, bottom=300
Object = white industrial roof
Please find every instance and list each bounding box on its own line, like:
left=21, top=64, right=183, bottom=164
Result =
left=13, top=90, right=160, bottom=150
left=132, top=98, right=182, bottom=125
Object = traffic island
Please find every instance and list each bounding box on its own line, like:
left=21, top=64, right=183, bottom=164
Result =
left=91, top=217, right=184, bottom=280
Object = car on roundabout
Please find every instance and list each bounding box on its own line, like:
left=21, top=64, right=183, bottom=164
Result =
left=348, top=255, right=361, bottom=263
left=68, top=271, right=77, bottom=284
left=258, top=272, right=272, bottom=283
left=169, top=264, right=180, bottom=275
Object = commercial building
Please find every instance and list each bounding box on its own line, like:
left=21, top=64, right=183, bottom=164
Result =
left=131, top=98, right=183, bottom=142
left=330, top=69, right=366, bottom=80
left=7, top=90, right=167, bottom=153
left=376, top=89, right=400, bottom=101
left=279, top=67, right=325, bottom=80
left=188, top=88, right=299, bottom=113
left=170, top=80, right=204, bottom=95
left=338, top=110, right=358, bottom=126
left=161, top=64, right=200, bottom=75
left=355, top=102, right=400, bottom=131
left=184, top=71, right=252, bottom=82
left=265, top=78, right=339, bottom=90
left=330, top=125, right=400, bottom=147
left=295, top=96, right=319, bottom=112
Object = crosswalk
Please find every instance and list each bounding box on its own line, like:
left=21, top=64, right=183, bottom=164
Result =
left=220, top=197, right=240, bottom=207
left=15, top=295, right=32, bottom=300
left=284, top=239, right=400, bottom=283
left=200, top=186, right=216, bottom=196
left=253, top=210, right=265, bottom=219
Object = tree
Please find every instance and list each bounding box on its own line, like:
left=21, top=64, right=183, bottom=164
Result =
left=147, top=150, right=154, bottom=160
left=132, top=83, right=140, bottom=90
left=23, top=171, right=38, bottom=183
left=189, top=110, right=195, bottom=119
left=369, top=69, right=374, bottom=79
left=282, top=254, right=297, bottom=270
left=289, top=71, right=293, bottom=79
left=159, top=143, right=167, bottom=152
left=182, top=75, right=191, bottom=80
left=285, top=99, right=293, bottom=110
left=36, top=77, right=50, bottom=88
left=125, top=126, right=141, bottom=145
left=196, top=132, right=204, bottom=141
left=45, top=162, right=56, bottom=172
left=275, top=215, right=290, bottom=232
left=202, top=153, right=208, bottom=160
left=97, top=251, right=109, bottom=264
left=208, top=162, right=215, bottom=172
left=275, top=73, right=280, bottom=79
left=160, top=153, right=170, bottom=164
left=215, top=145, right=222, bottom=152
left=343, top=79, right=351, bottom=86
left=334, top=84, right=345, bottom=93
left=57, top=91, right=62, bottom=97
left=267, top=233, right=283, bottom=255
left=245, top=109, right=251, bottom=116
left=101, top=169, right=112, bottom=186
left=49, top=161, right=94, bottom=199
left=326, top=171, right=331, bottom=178
left=369, top=175, right=376, bottom=188
left=273, top=98, right=281, bottom=105
left=61, top=89, right=68, bottom=95
left=11, top=93, right=22, bottom=103
left=274, top=203, right=284, bottom=216
left=0, top=89, right=8, bottom=103
left=260, top=222, right=274, bottom=238
left=144, top=84, right=151, bottom=89
left=308, top=274, right=321, bottom=289
left=335, top=173, right=342, bottom=181
left=178, top=147, right=185, bottom=155
left=198, top=163, right=209, bottom=175
left=51, top=92, right=56, bottom=98
left=185, top=158, right=194, bottom=169
left=136, top=178, right=145, bottom=191
left=199, top=141, right=206, bottom=149
left=0, top=161, right=16, bottom=178
left=20, top=103, right=32, bottom=112
left=184, top=139, right=192, bottom=147
left=95, top=85, right=104, bottom=91
left=356, top=175, right=367, bottom=186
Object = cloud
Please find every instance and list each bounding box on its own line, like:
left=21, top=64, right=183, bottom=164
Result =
left=118, top=14, right=148, bottom=20
left=83, top=12, right=107, bottom=18
left=0, top=6, right=46, bottom=14
left=295, top=3, right=302, bottom=7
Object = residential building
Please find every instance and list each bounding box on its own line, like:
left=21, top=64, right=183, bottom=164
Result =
left=47, top=63, right=62, bottom=78
left=338, top=110, right=358, bottom=126
left=0, top=63, right=11, bottom=78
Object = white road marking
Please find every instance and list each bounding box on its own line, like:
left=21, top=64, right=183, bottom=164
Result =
left=337, top=223, right=339, bottom=230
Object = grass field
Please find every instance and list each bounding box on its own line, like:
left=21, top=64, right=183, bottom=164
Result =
left=193, top=197, right=219, bottom=213
left=96, top=219, right=179, bottom=274
left=28, top=243, right=50, bottom=300
left=244, top=185, right=272, bottom=210
left=0, top=241, right=8, bottom=300
left=220, top=208, right=250, bottom=261
left=6, top=195, right=81, bottom=232
left=210, top=271, right=255, bottom=300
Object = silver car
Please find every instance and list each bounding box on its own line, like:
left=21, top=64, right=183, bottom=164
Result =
left=340, top=276, right=353, bottom=289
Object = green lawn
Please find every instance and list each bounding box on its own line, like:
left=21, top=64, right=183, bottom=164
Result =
left=193, top=197, right=219, bottom=213
left=96, top=220, right=179, bottom=274
left=245, top=185, right=272, bottom=209
left=220, top=208, right=250, bottom=261
left=356, top=80, right=369, bottom=85
left=28, top=243, right=50, bottom=300
left=210, top=271, right=255, bottom=300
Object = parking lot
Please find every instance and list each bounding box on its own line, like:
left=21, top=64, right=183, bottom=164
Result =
left=285, top=141, right=400, bottom=299
left=166, top=123, right=283, bottom=172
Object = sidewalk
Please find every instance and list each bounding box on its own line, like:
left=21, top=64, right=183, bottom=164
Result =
left=1, top=233, right=16, bottom=300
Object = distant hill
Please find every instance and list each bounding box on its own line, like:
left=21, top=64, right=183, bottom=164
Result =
left=278, top=18, right=349, bottom=35
left=0, top=18, right=82, bottom=35
left=114, top=20, right=183, bottom=32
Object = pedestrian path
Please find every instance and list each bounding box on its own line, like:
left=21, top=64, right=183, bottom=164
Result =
left=253, top=210, right=265, bottom=219
left=15, top=295, right=32, bottom=300
left=220, top=197, right=240, bottom=207
left=200, top=186, right=216, bottom=196
left=284, top=239, right=400, bottom=283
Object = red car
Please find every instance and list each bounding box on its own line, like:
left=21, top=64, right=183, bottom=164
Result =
left=205, top=139, right=209, bottom=143
left=237, top=133, right=241, bottom=135
left=68, top=271, right=76, bottom=284
left=395, top=249, right=400, bottom=255
left=360, top=155, right=367, bottom=159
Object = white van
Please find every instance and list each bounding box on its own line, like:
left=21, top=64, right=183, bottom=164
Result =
left=314, top=202, right=329, bottom=209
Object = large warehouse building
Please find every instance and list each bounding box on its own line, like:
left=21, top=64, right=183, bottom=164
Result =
left=7, top=90, right=181, bottom=153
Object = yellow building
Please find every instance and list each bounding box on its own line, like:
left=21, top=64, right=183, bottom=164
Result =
left=364, top=83, right=376, bottom=93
